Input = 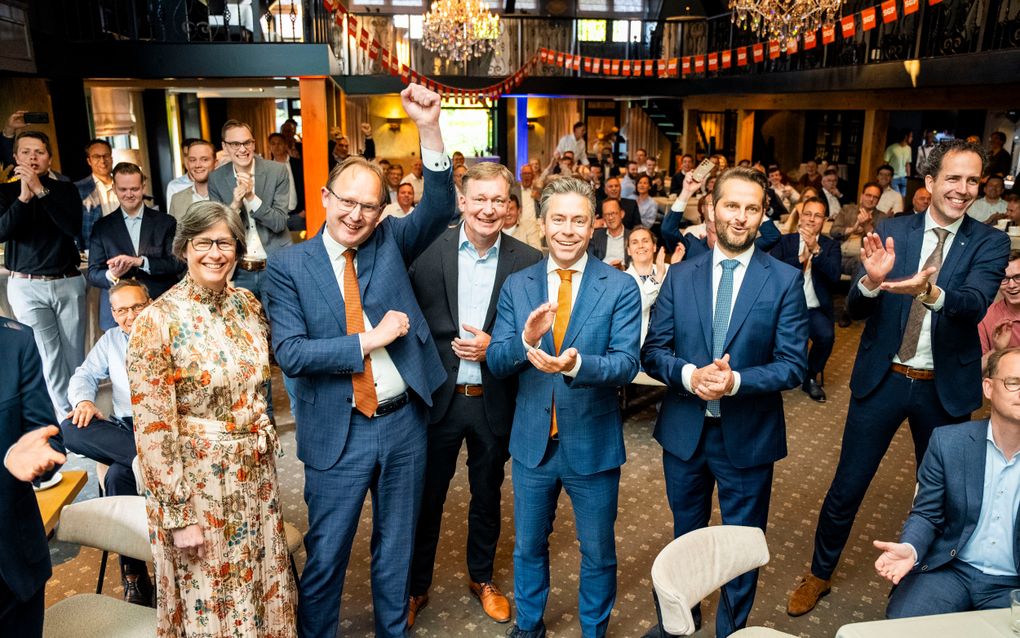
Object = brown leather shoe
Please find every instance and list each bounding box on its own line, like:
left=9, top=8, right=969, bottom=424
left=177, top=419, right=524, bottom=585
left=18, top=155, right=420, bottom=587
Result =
left=408, top=593, right=429, bottom=629
left=787, top=573, right=832, bottom=616
left=469, top=580, right=511, bottom=623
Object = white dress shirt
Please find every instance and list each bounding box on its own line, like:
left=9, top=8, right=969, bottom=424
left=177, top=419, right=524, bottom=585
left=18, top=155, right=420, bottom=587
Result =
left=234, top=166, right=268, bottom=261
left=93, top=176, right=119, bottom=216
left=321, top=229, right=408, bottom=405
left=555, top=133, right=589, bottom=165
left=680, top=245, right=754, bottom=401
left=799, top=237, right=821, bottom=310
left=857, top=210, right=962, bottom=370
left=522, top=253, right=588, bottom=377
left=878, top=186, right=904, bottom=214
left=603, top=229, right=626, bottom=264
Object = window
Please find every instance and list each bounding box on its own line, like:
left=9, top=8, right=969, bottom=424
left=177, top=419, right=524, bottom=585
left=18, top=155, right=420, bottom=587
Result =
left=577, top=19, right=607, bottom=42
left=439, top=105, right=492, bottom=158
left=578, top=0, right=609, bottom=11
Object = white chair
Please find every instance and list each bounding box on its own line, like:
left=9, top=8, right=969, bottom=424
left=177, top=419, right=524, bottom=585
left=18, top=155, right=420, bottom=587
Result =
left=44, top=496, right=156, bottom=637
left=650, top=525, right=797, bottom=637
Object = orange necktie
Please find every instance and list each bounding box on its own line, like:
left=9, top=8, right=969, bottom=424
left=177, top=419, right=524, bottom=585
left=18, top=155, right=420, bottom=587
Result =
left=343, top=248, right=378, bottom=417
left=550, top=269, right=573, bottom=438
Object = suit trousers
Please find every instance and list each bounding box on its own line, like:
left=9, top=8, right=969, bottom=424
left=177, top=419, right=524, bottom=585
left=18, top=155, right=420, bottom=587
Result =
left=410, top=393, right=510, bottom=595
left=59, top=415, right=145, bottom=573
left=811, top=372, right=968, bottom=580
left=298, top=399, right=427, bottom=638
left=0, top=578, right=44, bottom=638
left=6, top=275, right=85, bottom=416
left=886, top=559, right=1018, bottom=618
left=806, top=307, right=835, bottom=379
left=662, top=420, right=774, bottom=638
left=512, top=441, right=620, bottom=638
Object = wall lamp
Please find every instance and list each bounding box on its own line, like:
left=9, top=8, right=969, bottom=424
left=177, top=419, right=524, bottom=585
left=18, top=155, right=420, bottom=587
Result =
left=387, top=118, right=402, bottom=131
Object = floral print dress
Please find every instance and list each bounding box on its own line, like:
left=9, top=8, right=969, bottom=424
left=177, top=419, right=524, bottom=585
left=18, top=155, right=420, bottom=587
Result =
left=127, top=275, right=297, bottom=637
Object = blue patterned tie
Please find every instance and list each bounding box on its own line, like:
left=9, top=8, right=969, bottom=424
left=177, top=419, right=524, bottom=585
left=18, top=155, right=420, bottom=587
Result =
left=708, top=259, right=740, bottom=416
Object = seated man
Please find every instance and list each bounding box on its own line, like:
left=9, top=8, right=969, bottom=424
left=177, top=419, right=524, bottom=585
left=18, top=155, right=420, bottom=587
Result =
left=59, top=278, right=152, bottom=606
left=873, top=346, right=1020, bottom=618
left=829, top=182, right=890, bottom=276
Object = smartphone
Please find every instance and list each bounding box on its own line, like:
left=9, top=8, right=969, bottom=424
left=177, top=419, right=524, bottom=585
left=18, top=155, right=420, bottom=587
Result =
left=691, top=158, right=715, bottom=183
left=23, top=112, right=49, bottom=124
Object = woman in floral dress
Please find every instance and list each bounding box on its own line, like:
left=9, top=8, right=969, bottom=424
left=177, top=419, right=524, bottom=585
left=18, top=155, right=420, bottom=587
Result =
left=127, top=200, right=296, bottom=637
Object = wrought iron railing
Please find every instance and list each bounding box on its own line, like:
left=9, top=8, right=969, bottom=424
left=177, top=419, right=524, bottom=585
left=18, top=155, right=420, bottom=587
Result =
left=35, top=0, right=1020, bottom=79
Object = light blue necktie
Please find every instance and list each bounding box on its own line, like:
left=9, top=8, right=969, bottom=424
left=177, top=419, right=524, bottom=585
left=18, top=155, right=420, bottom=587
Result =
left=708, top=259, right=740, bottom=416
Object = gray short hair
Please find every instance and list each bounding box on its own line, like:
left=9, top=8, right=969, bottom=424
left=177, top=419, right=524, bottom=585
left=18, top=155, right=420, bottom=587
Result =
left=538, top=176, right=595, bottom=222
left=172, top=200, right=246, bottom=260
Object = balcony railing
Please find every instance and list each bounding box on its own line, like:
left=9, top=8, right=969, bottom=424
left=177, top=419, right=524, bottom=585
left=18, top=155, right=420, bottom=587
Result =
left=35, top=0, right=1020, bottom=80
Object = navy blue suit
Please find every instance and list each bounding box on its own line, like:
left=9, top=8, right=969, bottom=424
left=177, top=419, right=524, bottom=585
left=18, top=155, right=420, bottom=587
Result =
left=810, top=212, right=1010, bottom=581
left=264, top=162, right=454, bottom=638
left=770, top=232, right=841, bottom=380
left=488, top=256, right=641, bottom=637
left=887, top=420, right=1020, bottom=618
left=641, top=248, right=808, bottom=636
left=86, top=206, right=183, bottom=330
left=0, top=319, right=62, bottom=637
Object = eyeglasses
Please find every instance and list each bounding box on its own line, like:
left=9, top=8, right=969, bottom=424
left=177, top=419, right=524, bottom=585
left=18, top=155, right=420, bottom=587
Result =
left=89, top=153, right=112, bottom=161
left=993, top=377, right=1020, bottom=392
left=190, top=238, right=237, bottom=253
left=469, top=196, right=508, bottom=211
left=111, top=302, right=149, bottom=317
left=1002, top=275, right=1020, bottom=286
left=223, top=140, right=256, bottom=151
left=327, top=189, right=384, bottom=216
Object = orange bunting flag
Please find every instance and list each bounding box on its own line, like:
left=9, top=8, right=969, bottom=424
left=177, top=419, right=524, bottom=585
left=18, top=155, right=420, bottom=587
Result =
left=707, top=52, right=718, bottom=71
left=841, top=14, right=856, bottom=38
left=822, top=23, right=836, bottom=44
left=904, top=0, right=920, bottom=14
left=721, top=49, right=732, bottom=68
left=682, top=56, right=691, bottom=75
left=736, top=47, right=748, bottom=66
left=881, top=0, right=898, bottom=23
left=861, top=6, right=877, bottom=30
left=804, top=29, right=817, bottom=50
left=752, top=43, right=764, bottom=62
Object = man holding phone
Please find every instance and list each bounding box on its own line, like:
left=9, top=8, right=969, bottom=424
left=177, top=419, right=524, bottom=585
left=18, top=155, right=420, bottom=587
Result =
left=2, top=111, right=52, bottom=170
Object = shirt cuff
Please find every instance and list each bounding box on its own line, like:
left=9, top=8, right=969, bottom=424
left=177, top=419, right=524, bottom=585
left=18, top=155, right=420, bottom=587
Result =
left=105, top=270, right=117, bottom=284
left=670, top=196, right=689, bottom=213
left=563, top=353, right=582, bottom=377
left=903, top=542, right=919, bottom=565
left=925, top=285, right=946, bottom=311
left=522, top=331, right=539, bottom=351
left=420, top=148, right=450, bottom=171
left=729, top=371, right=741, bottom=395
left=3, top=445, right=12, bottom=474
left=681, top=363, right=696, bottom=393
left=139, top=256, right=150, bottom=273
left=857, top=278, right=882, bottom=297
left=356, top=333, right=365, bottom=359
left=245, top=194, right=263, bottom=212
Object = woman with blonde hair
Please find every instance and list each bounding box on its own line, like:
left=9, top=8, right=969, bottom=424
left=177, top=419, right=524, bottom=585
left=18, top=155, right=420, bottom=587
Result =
left=127, top=200, right=296, bottom=637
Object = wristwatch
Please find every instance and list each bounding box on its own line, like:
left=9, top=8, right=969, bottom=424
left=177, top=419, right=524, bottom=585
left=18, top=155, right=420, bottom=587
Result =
left=916, top=281, right=934, bottom=303
left=35, top=187, right=50, bottom=199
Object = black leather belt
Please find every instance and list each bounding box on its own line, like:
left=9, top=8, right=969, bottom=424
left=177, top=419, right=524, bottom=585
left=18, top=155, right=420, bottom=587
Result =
left=10, top=270, right=82, bottom=281
left=375, top=391, right=410, bottom=417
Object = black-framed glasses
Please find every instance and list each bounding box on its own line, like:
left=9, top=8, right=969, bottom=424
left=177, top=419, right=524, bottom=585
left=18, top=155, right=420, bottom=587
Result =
left=223, top=140, right=256, bottom=151
left=111, top=302, right=149, bottom=317
left=190, top=238, right=237, bottom=253
left=993, top=377, right=1020, bottom=392
left=327, top=189, right=383, bottom=216
left=1002, top=275, right=1020, bottom=286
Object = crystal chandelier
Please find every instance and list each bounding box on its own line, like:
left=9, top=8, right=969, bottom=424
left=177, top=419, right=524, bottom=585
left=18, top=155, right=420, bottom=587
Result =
left=422, top=0, right=502, bottom=63
left=729, top=0, right=842, bottom=42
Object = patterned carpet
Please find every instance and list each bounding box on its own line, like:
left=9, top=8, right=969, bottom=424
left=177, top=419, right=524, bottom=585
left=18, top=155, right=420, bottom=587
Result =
left=45, top=318, right=987, bottom=637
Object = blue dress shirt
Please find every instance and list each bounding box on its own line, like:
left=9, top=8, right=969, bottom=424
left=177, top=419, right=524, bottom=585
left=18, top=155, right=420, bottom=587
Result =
left=67, top=326, right=132, bottom=419
left=456, top=225, right=500, bottom=385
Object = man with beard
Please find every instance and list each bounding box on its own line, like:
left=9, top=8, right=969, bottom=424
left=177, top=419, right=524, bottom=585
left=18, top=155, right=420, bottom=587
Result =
left=641, top=167, right=808, bottom=637
left=788, top=139, right=1011, bottom=617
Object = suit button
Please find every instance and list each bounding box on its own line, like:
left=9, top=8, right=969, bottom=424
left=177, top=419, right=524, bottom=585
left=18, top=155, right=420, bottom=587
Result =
left=950, top=549, right=956, bottom=557
left=345, top=398, right=351, bottom=403
left=545, top=407, right=550, bottom=413
left=921, top=565, right=928, bottom=571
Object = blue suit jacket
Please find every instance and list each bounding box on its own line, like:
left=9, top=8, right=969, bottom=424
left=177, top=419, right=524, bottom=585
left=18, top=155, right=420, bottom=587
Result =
left=264, top=164, right=455, bottom=471
left=87, top=206, right=184, bottom=328
left=899, top=420, right=1018, bottom=574
left=0, top=319, right=62, bottom=601
left=847, top=213, right=1009, bottom=417
left=770, top=232, right=841, bottom=318
left=641, top=248, right=808, bottom=468
left=487, top=257, right=641, bottom=475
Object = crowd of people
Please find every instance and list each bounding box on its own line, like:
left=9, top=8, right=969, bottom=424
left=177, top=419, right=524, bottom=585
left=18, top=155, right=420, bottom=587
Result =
left=2, top=86, right=1020, bottom=638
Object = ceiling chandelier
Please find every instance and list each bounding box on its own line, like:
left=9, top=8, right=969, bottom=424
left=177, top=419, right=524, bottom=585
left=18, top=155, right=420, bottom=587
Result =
left=421, top=0, right=503, bottom=63
left=729, top=0, right=842, bottom=43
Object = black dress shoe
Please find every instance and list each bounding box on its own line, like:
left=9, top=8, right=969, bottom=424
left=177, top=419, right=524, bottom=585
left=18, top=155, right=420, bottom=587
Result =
left=506, top=622, right=547, bottom=638
left=803, top=379, right=826, bottom=403
left=123, top=570, right=153, bottom=606
left=837, top=311, right=852, bottom=328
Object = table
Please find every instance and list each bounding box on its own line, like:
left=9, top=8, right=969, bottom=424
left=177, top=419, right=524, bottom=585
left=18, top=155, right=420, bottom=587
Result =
left=36, top=470, right=88, bottom=536
left=836, top=608, right=1013, bottom=637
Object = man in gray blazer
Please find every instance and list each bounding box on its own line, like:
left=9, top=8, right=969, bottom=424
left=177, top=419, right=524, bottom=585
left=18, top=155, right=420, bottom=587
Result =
left=208, top=119, right=291, bottom=300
